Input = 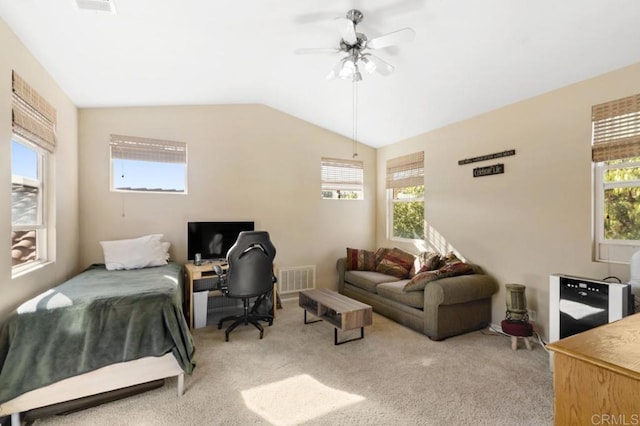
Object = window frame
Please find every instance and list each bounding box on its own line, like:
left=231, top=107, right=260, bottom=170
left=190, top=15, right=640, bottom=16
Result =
left=594, top=159, right=640, bottom=263
left=109, top=134, right=188, bottom=194
left=320, top=157, right=364, bottom=200
left=385, top=151, right=425, bottom=241
left=388, top=185, right=425, bottom=242
left=591, top=93, right=640, bottom=263
left=11, top=135, right=48, bottom=275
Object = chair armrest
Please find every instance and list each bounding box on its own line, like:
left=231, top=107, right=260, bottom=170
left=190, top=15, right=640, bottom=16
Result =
left=424, top=274, right=497, bottom=306
left=212, top=265, right=227, bottom=293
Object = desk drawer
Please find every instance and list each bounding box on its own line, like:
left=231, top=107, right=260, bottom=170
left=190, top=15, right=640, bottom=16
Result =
left=193, top=276, right=221, bottom=292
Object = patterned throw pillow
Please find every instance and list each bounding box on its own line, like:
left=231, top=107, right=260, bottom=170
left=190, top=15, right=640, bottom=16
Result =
left=403, top=259, right=474, bottom=291
left=345, top=248, right=376, bottom=271
left=376, top=247, right=416, bottom=278
left=374, top=247, right=390, bottom=266
left=437, top=260, right=474, bottom=278
left=404, top=270, right=441, bottom=291
left=442, top=251, right=462, bottom=265
left=410, top=251, right=442, bottom=276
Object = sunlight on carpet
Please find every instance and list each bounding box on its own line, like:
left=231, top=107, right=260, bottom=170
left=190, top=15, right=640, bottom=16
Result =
left=420, top=357, right=435, bottom=367
left=241, top=374, right=365, bottom=425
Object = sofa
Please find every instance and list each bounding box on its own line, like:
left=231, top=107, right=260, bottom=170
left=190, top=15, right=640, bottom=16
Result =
left=337, top=248, right=498, bottom=340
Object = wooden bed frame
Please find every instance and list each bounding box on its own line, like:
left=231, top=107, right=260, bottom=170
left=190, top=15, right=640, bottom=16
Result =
left=0, top=353, right=185, bottom=425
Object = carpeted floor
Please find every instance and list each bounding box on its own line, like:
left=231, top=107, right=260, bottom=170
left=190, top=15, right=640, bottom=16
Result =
left=33, top=299, right=554, bottom=425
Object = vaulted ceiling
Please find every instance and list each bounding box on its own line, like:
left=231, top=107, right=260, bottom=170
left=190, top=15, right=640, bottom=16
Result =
left=2, top=1, right=640, bottom=148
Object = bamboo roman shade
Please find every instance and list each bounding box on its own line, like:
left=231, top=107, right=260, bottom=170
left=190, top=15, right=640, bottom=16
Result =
left=110, top=134, right=187, bottom=164
left=386, top=151, right=424, bottom=189
left=321, top=157, right=363, bottom=193
left=11, top=71, right=57, bottom=153
left=592, top=93, right=640, bottom=162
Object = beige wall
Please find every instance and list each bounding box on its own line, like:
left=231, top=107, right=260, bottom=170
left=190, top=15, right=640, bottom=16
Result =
left=5, top=11, right=640, bottom=342
left=377, top=62, right=640, bottom=339
left=0, top=19, right=80, bottom=321
left=78, top=105, right=376, bottom=289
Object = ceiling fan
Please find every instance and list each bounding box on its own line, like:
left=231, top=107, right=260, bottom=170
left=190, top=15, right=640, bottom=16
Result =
left=295, top=9, right=415, bottom=82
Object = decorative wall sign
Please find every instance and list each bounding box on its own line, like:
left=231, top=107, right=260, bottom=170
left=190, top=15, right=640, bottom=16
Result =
left=458, top=149, right=515, bottom=165
left=473, top=163, right=504, bottom=178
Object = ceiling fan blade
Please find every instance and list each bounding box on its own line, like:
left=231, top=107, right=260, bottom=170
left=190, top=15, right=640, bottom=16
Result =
left=366, top=27, right=415, bottom=49
left=366, top=54, right=395, bottom=76
left=294, top=48, right=341, bottom=55
left=336, top=17, right=358, bottom=45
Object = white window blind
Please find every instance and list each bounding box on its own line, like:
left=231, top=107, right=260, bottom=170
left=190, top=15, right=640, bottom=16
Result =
left=110, top=134, right=187, bottom=163
left=592, top=93, right=640, bottom=162
left=12, top=71, right=57, bottom=153
left=321, top=157, right=363, bottom=198
left=386, top=151, right=424, bottom=189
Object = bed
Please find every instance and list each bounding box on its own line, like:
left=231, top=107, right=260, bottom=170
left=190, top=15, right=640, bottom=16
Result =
left=0, top=262, right=195, bottom=424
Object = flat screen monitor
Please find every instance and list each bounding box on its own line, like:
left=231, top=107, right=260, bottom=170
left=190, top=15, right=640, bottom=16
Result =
left=187, top=221, right=254, bottom=261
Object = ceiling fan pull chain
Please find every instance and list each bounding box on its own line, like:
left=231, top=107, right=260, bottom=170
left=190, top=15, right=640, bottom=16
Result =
left=353, top=80, right=358, bottom=159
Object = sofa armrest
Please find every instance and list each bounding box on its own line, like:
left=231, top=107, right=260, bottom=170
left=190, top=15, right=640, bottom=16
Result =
left=336, top=257, right=347, bottom=292
left=424, top=274, right=497, bottom=307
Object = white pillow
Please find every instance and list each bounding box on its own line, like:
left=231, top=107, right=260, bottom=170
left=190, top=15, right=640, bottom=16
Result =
left=161, top=241, right=171, bottom=261
left=100, top=234, right=168, bottom=271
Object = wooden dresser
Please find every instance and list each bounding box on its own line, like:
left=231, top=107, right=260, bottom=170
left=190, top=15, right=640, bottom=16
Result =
left=546, top=313, right=640, bottom=425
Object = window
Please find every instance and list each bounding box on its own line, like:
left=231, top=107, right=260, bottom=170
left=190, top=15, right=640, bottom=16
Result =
left=592, top=93, right=640, bottom=262
left=12, top=139, right=46, bottom=269
left=11, top=71, right=56, bottom=272
left=321, top=157, right=363, bottom=200
left=110, top=134, right=187, bottom=193
left=386, top=151, right=424, bottom=240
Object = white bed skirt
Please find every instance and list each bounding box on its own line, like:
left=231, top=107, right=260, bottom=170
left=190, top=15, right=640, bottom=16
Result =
left=0, top=353, right=184, bottom=424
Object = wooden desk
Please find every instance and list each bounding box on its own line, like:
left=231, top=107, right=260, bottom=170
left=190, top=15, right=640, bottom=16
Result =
left=184, top=261, right=227, bottom=330
left=183, top=261, right=277, bottom=330
left=547, top=313, right=640, bottom=425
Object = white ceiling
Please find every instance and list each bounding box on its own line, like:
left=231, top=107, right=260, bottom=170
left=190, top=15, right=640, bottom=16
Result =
left=2, top=0, right=640, bottom=148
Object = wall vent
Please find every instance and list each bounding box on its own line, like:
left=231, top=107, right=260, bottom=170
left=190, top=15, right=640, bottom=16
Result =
left=75, top=0, right=116, bottom=14
left=278, top=265, right=316, bottom=295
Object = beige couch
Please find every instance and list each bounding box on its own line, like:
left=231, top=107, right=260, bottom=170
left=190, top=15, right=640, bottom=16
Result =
left=337, top=257, right=498, bottom=340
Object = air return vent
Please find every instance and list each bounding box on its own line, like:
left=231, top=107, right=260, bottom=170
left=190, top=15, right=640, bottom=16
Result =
left=278, top=265, right=316, bottom=295
left=75, top=0, right=116, bottom=13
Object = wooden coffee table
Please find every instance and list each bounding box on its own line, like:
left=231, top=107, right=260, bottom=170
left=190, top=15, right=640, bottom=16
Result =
left=299, top=289, right=373, bottom=345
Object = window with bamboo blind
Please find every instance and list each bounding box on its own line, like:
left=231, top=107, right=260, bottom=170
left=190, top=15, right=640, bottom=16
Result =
left=321, top=157, right=364, bottom=200
left=11, top=71, right=55, bottom=273
left=110, top=134, right=188, bottom=193
left=592, top=94, right=640, bottom=263
left=386, top=151, right=424, bottom=240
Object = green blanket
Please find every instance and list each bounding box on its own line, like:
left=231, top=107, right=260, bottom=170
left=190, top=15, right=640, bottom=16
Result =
left=0, top=263, right=195, bottom=404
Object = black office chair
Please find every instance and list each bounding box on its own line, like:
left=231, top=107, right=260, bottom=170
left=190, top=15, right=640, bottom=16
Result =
left=213, top=231, right=277, bottom=341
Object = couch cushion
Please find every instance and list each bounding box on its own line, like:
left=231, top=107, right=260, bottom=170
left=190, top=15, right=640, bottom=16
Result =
left=345, top=247, right=376, bottom=271
left=345, top=270, right=400, bottom=294
left=377, top=280, right=424, bottom=309
left=376, top=247, right=415, bottom=278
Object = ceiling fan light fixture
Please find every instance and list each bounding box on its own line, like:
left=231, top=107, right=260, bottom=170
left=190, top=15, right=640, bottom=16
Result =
left=361, top=56, right=376, bottom=74
left=296, top=9, right=415, bottom=82
left=338, top=58, right=356, bottom=79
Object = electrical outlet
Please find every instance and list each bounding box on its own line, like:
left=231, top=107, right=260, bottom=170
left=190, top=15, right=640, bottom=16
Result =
left=529, top=310, right=537, bottom=322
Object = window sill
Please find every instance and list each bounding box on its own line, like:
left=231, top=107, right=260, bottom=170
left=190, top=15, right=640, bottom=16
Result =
left=12, top=260, right=54, bottom=279
left=596, top=241, right=640, bottom=264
